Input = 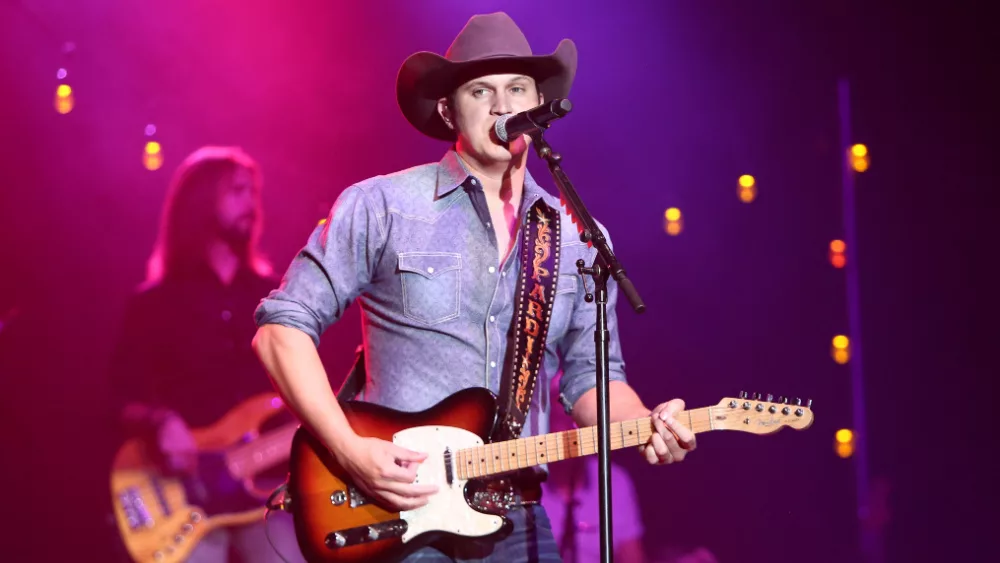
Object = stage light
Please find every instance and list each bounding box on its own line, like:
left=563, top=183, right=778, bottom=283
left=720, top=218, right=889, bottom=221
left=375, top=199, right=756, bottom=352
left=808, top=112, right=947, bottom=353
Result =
left=849, top=144, right=869, bottom=173
left=54, top=83, right=74, bottom=114
left=833, top=348, right=850, bottom=364
left=143, top=140, right=163, bottom=171
left=663, top=207, right=682, bottom=236
left=835, top=428, right=853, bottom=443
left=829, top=239, right=846, bottom=268
left=737, top=176, right=756, bottom=203
left=835, top=441, right=854, bottom=459
left=835, top=428, right=855, bottom=458
left=831, top=334, right=850, bottom=364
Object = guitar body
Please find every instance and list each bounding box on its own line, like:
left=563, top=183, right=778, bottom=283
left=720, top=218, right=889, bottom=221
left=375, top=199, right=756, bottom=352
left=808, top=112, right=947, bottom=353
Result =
left=287, top=388, right=817, bottom=563
left=110, top=392, right=287, bottom=563
left=288, top=387, right=502, bottom=563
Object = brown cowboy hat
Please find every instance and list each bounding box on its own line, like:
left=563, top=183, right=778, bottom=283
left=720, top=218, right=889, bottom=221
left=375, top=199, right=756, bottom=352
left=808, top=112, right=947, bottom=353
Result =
left=396, top=12, right=578, bottom=141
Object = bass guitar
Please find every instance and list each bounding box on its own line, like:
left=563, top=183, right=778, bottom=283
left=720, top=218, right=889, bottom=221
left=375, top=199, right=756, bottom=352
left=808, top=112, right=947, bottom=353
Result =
left=110, top=392, right=297, bottom=563
left=281, top=388, right=814, bottom=562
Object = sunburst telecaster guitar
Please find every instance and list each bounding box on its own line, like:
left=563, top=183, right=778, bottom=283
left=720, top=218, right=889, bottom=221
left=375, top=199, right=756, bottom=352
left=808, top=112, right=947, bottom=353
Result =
left=110, top=392, right=298, bottom=563
left=282, top=388, right=815, bottom=563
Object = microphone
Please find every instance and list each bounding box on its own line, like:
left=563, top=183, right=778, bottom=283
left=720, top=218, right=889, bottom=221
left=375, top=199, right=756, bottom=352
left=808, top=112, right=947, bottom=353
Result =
left=494, top=99, right=573, bottom=143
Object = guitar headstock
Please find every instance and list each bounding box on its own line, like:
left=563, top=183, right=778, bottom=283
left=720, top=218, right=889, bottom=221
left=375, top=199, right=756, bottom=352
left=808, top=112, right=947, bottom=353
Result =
left=711, top=392, right=815, bottom=434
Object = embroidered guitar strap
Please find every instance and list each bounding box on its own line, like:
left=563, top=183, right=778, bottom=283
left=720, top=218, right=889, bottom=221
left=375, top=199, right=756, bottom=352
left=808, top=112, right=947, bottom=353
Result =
left=492, top=198, right=561, bottom=443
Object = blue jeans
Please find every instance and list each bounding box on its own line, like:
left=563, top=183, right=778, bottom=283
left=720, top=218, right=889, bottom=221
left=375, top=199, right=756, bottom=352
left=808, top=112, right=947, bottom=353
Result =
left=402, top=505, right=563, bottom=563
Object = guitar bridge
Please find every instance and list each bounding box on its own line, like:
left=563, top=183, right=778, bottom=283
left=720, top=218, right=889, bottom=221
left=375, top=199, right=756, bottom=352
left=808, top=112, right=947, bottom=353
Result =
left=443, top=447, right=454, bottom=485
left=325, top=519, right=408, bottom=549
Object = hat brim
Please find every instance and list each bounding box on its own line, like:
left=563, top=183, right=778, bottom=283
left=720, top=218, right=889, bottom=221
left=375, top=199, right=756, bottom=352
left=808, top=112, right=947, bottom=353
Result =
left=396, top=39, right=578, bottom=141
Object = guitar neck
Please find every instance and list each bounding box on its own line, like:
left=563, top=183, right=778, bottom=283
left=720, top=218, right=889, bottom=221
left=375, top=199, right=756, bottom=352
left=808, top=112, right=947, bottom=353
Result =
left=225, top=421, right=299, bottom=479
left=456, top=407, right=715, bottom=480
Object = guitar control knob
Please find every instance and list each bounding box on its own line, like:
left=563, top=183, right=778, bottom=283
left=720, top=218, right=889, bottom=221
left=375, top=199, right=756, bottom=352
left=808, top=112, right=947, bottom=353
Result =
left=182, top=523, right=193, bottom=533
left=329, top=532, right=347, bottom=548
left=368, top=527, right=380, bottom=540
left=190, top=512, right=202, bottom=523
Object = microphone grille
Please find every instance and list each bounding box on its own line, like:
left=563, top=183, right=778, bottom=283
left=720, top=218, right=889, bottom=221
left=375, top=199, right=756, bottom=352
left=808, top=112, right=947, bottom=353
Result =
left=494, top=114, right=512, bottom=143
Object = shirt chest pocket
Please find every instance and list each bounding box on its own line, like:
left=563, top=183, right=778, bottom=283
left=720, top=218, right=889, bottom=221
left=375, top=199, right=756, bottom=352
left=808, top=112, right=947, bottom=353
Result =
left=397, top=252, right=462, bottom=325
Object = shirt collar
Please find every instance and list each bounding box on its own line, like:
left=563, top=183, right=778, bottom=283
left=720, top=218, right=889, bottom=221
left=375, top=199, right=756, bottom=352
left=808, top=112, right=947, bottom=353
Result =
left=435, top=149, right=473, bottom=198
left=435, top=148, right=551, bottom=209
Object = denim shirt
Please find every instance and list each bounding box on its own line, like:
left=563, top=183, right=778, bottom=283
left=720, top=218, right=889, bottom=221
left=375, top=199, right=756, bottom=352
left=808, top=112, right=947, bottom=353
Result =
left=254, top=149, right=628, bottom=441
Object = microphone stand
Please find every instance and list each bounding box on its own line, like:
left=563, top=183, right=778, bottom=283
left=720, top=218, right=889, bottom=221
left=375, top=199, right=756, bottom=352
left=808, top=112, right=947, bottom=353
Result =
left=530, top=129, right=645, bottom=563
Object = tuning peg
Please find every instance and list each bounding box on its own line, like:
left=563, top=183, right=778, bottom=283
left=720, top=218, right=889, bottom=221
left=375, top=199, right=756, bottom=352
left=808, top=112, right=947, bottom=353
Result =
left=766, top=394, right=774, bottom=402
left=795, top=397, right=802, bottom=406
left=782, top=397, right=789, bottom=404
left=753, top=393, right=761, bottom=400
left=740, top=391, right=748, bottom=399
left=807, top=399, right=813, bottom=409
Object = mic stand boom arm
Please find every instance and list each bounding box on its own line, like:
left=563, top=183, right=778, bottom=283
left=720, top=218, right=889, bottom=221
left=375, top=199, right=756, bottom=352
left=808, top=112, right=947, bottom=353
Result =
left=530, top=129, right=646, bottom=563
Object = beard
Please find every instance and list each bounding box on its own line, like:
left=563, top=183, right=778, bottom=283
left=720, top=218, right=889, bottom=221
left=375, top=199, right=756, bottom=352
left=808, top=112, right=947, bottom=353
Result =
left=216, top=214, right=254, bottom=249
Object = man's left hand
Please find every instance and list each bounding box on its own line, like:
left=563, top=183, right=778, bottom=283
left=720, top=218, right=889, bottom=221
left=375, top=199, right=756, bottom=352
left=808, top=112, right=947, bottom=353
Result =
left=640, top=399, right=697, bottom=465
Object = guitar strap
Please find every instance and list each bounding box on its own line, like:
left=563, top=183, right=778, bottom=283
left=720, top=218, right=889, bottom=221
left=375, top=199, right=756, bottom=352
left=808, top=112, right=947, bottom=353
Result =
left=492, top=198, right=561, bottom=443
left=335, top=345, right=366, bottom=401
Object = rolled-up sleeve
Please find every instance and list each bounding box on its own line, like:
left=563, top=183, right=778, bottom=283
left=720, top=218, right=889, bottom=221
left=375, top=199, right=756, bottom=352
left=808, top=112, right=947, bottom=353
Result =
left=255, top=184, right=386, bottom=346
left=556, top=223, right=628, bottom=412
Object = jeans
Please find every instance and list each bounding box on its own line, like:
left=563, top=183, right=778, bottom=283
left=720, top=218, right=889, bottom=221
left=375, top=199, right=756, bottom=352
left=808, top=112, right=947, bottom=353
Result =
left=401, top=505, right=563, bottom=563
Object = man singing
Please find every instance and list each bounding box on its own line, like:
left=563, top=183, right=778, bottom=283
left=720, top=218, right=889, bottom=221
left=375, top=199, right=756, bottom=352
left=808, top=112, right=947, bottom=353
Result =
left=254, top=12, right=696, bottom=562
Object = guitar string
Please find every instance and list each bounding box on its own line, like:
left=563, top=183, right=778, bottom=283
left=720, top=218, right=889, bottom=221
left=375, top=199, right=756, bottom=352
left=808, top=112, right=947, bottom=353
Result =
left=456, top=410, right=808, bottom=478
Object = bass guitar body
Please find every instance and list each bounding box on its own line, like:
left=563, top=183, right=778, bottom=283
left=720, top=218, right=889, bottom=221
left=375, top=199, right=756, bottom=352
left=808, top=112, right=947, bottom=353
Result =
left=110, top=392, right=289, bottom=563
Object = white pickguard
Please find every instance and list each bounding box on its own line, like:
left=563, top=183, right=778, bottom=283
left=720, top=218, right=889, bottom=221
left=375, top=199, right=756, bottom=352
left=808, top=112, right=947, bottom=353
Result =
left=394, top=426, right=504, bottom=543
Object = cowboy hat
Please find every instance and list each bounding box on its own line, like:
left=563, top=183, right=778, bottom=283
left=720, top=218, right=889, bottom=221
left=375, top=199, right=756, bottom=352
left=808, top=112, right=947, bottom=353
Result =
left=396, top=12, right=578, bottom=141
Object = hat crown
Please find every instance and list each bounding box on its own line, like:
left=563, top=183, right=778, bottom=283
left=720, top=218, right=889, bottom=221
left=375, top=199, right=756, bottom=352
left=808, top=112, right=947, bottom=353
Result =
left=445, top=12, right=534, bottom=63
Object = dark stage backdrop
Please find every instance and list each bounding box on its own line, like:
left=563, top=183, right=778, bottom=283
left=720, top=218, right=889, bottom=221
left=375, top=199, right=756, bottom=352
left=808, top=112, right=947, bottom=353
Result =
left=0, top=1, right=991, bottom=561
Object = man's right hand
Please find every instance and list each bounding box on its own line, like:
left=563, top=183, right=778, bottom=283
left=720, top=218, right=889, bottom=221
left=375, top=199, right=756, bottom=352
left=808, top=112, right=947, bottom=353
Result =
left=156, top=412, right=198, bottom=475
left=333, top=435, right=439, bottom=512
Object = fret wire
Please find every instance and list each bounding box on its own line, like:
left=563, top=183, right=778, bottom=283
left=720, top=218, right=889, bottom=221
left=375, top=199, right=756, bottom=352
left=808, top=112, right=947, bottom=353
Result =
left=500, top=441, right=507, bottom=474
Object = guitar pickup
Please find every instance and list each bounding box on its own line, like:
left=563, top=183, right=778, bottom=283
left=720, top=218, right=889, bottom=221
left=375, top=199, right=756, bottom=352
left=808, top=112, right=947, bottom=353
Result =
left=325, top=519, right=408, bottom=549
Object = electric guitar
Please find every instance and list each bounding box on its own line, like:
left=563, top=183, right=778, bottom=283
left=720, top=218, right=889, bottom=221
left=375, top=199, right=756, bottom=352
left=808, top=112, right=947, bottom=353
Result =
left=282, top=388, right=815, bottom=563
left=110, top=392, right=297, bottom=563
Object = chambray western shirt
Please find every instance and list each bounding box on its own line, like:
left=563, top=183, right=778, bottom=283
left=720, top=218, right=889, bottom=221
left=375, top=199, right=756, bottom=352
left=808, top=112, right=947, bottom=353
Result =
left=254, top=149, right=628, bottom=442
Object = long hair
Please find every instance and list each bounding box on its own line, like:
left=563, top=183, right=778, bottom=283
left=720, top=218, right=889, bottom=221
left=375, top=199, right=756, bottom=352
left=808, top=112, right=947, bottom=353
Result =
left=145, top=146, right=272, bottom=283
